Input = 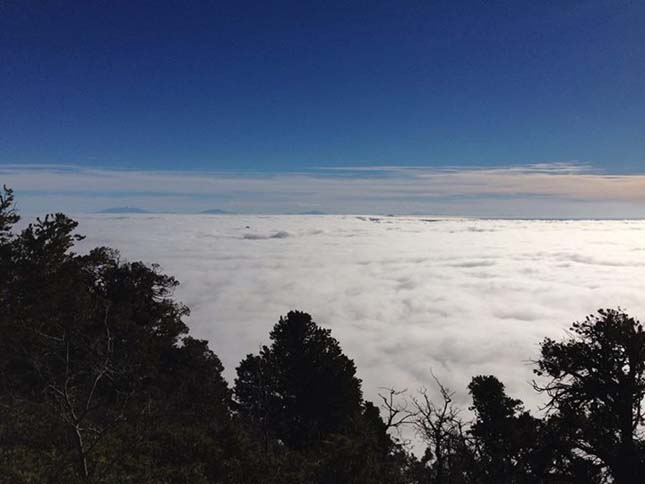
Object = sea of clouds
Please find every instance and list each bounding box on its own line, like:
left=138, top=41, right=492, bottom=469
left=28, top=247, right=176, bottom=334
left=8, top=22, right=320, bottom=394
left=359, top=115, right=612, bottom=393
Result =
left=73, top=214, right=645, bottom=419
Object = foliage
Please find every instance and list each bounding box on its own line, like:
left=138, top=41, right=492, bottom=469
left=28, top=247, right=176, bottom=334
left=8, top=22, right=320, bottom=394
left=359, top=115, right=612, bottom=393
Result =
left=534, top=308, right=645, bottom=483
left=468, top=375, right=542, bottom=483
left=0, top=186, right=233, bottom=483
left=234, top=310, right=412, bottom=483
left=235, top=310, right=363, bottom=449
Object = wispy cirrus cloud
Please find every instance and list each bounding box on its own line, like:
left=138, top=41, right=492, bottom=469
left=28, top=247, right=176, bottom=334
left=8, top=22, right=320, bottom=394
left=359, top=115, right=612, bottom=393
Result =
left=1, top=162, right=645, bottom=217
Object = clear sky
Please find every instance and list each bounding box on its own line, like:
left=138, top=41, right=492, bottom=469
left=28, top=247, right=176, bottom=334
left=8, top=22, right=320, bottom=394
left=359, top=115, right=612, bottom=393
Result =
left=1, top=1, right=644, bottom=215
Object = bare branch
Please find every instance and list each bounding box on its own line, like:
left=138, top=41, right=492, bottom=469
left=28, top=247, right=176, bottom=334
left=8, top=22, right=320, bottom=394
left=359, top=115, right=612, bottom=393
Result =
left=377, top=387, right=416, bottom=430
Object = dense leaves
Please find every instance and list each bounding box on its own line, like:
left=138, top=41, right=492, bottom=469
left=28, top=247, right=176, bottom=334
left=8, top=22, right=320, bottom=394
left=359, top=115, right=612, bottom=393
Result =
left=534, top=308, right=645, bottom=483
left=0, top=187, right=233, bottom=482
left=235, top=310, right=363, bottom=449
left=234, top=311, right=411, bottom=482
left=468, top=375, right=541, bottom=483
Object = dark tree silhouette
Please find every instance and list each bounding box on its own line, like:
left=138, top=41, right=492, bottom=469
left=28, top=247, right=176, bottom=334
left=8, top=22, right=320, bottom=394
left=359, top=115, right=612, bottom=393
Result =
left=409, top=376, right=474, bottom=484
left=534, top=308, right=645, bottom=483
left=235, top=310, right=363, bottom=450
left=233, top=310, right=414, bottom=483
left=377, top=375, right=476, bottom=484
left=4, top=187, right=644, bottom=483
left=0, top=187, right=234, bottom=483
left=0, top=185, right=19, bottom=241
left=468, top=375, right=542, bottom=483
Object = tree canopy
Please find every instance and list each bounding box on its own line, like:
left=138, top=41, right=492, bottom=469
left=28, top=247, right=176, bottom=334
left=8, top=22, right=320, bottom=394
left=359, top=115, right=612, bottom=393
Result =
left=535, top=308, right=645, bottom=483
left=0, top=187, right=233, bottom=482
left=234, top=311, right=411, bottom=482
left=235, top=310, right=363, bottom=449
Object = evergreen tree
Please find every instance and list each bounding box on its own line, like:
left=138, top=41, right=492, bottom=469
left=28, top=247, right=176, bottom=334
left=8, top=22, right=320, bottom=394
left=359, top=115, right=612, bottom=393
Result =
left=235, top=310, right=363, bottom=450
left=468, top=375, right=540, bottom=483
left=0, top=187, right=234, bottom=483
left=234, top=311, right=412, bottom=483
left=534, top=308, right=645, bottom=483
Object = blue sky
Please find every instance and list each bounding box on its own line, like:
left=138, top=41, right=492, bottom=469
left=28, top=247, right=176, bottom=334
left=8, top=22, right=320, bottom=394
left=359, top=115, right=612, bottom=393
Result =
left=1, top=1, right=644, bottom=214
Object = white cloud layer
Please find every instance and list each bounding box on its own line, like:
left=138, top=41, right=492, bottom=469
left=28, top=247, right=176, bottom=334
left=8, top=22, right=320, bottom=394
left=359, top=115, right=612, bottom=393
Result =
left=3, top=163, right=645, bottom=217
left=69, top=214, right=645, bottom=422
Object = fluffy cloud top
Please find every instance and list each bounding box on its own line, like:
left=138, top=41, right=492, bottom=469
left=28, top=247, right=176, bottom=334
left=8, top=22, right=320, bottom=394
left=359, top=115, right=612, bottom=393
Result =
left=3, top=163, right=645, bottom=217
left=71, top=214, right=645, bottom=418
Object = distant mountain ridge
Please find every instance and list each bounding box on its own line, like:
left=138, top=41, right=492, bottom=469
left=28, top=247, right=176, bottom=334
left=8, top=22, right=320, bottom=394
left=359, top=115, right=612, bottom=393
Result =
left=200, top=208, right=230, bottom=214
left=97, top=207, right=150, bottom=214
left=297, top=210, right=326, bottom=215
